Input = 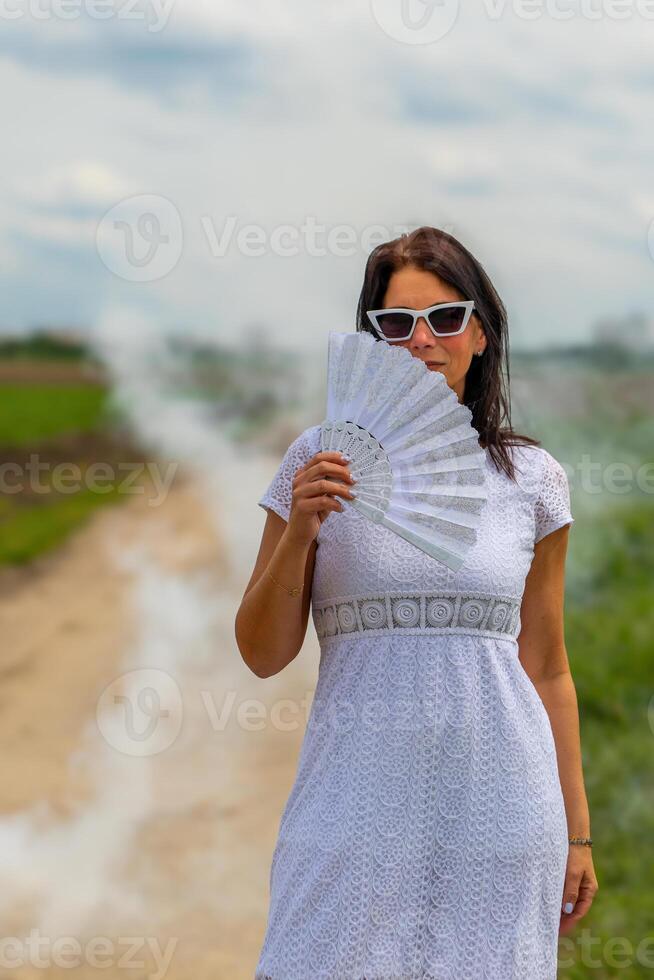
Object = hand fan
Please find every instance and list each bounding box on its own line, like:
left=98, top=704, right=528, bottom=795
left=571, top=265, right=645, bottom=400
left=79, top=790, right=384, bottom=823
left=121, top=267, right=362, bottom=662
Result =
left=320, top=330, right=488, bottom=571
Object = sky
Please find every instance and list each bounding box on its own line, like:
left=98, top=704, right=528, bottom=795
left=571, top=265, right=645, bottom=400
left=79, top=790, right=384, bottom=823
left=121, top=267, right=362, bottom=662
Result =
left=1, top=0, right=653, bottom=351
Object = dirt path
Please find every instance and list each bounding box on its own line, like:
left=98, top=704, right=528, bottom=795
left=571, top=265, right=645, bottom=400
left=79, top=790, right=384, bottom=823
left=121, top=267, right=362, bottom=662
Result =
left=0, top=470, right=319, bottom=979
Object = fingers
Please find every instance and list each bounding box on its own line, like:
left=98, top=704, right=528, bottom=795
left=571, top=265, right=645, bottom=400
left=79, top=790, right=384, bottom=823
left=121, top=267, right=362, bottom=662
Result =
left=292, top=490, right=345, bottom=519
left=295, top=453, right=356, bottom=493
left=299, top=476, right=357, bottom=504
left=290, top=452, right=357, bottom=523
left=561, top=870, right=582, bottom=917
left=295, top=450, right=356, bottom=483
left=561, top=868, right=598, bottom=923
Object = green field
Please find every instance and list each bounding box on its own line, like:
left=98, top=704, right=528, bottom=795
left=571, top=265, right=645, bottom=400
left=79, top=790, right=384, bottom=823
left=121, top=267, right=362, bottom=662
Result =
left=0, top=480, right=125, bottom=565
left=0, top=379, right=142, bottom=566
left=0, top=383, right=111, bottom=446
left=513, top=366, right=654, bottom=977
left=559, top=499, right=654, bottom=978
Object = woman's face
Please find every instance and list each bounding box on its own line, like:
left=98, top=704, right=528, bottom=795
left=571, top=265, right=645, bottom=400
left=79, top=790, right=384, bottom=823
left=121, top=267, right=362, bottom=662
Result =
left=381, top=264, right=486, bottom=403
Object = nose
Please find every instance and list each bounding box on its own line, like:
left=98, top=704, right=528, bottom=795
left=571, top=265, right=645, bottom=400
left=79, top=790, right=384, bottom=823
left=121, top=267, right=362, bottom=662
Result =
left=411, top=316, right=436, bottom=345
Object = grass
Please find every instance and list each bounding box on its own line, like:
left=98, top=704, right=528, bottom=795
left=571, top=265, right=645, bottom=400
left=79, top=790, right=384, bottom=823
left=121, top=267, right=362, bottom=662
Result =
left=0, top=482, right=126, bottom=565
left=559, top=499, right=654, bottom=978
left=0, top=383, right=111, bottom=447
left=0, top=381, right=142, bottom=566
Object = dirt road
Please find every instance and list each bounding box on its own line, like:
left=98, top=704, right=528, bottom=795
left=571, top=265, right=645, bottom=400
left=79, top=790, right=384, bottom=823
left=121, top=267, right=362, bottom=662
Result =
left=0, top=469, right=319, bottom=979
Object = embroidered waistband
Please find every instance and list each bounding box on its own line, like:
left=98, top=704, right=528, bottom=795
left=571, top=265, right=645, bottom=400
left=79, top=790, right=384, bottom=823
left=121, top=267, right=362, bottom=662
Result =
left=312, top=590, right=521, bottom=641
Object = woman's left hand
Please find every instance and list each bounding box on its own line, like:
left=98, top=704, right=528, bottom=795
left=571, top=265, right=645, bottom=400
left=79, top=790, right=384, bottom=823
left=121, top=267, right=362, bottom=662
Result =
left=558, top=845, right=599, bottom=937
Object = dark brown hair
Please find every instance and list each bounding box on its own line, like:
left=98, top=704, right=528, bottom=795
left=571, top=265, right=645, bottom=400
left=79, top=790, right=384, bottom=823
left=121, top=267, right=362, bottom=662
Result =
left=355, top=225, right=540, bottom=481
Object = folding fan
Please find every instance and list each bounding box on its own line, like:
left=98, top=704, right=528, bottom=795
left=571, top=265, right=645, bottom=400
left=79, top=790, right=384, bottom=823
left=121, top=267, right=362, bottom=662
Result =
left=320, top=330, right=488, bottom=571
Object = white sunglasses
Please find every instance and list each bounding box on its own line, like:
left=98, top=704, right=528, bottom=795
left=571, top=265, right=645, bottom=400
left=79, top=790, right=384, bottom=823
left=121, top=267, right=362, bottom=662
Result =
left=366, top=300, right=476, bottom=342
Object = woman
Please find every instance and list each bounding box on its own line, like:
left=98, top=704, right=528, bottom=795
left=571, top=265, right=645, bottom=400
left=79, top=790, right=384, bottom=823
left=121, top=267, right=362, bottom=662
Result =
left=235, top=226, right=598, bottom=979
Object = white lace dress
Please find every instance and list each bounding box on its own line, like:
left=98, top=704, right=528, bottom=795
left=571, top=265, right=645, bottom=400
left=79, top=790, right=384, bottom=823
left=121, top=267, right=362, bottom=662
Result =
left=255, top=423, right=575, bottom=980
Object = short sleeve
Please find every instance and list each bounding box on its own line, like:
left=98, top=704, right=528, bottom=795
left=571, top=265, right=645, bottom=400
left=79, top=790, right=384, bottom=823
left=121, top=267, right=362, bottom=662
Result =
left=258, top=425, right=321, bottom=523
left=534, top=450, right=575, bottom=544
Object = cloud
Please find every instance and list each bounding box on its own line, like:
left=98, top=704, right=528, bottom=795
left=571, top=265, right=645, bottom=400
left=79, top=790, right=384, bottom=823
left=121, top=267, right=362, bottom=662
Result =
left=0, top=4, right=652, bottom=347
left=16, top=160, right=130, bottom=208
left=0, top=21, right=259, bottom=105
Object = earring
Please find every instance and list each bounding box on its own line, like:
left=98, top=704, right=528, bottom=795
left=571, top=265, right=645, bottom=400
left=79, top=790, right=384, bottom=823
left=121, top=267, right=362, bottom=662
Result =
left=475, top=350, right=483, bottom=356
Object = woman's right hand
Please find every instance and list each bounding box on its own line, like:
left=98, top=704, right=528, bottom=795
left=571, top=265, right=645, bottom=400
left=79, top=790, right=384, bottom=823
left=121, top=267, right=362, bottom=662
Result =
left=285, top=451, right=356, bottom=546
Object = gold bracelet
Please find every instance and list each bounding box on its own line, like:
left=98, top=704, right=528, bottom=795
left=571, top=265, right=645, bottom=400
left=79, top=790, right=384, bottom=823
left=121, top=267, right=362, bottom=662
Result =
left=568, top=836, right=593, bottom=847
left=267, top=568, right=303, bottom=597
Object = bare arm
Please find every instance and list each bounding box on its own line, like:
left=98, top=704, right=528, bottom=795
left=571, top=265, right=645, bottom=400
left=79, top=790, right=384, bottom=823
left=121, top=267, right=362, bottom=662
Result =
left=235, top=514, right=317, bottom=678
left=235, top=450, right=355, bottom=678
left=518, top=523, right=598, bottom=931
left=519, top=525, right=589, bottom=834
